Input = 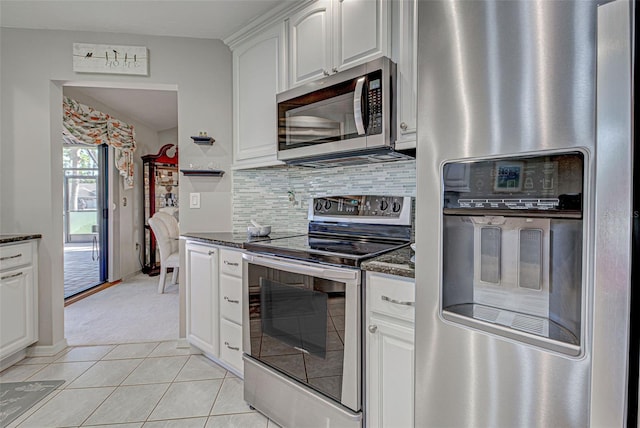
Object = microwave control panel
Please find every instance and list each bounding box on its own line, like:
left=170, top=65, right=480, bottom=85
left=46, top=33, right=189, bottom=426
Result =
left=367, top=71, right=383, bottom=135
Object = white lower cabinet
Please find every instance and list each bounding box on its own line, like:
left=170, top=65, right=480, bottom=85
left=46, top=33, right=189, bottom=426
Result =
left=218, top=248, right=244, bottom=376
left=0, top=239, right=39, bottom=363
left=365, top=272, right=415, bottom=428
left=220, top=318, right=243, bottom=373
left=185, top=242, right=219, bottom=357
left=185, top=241, right=244, bottom=377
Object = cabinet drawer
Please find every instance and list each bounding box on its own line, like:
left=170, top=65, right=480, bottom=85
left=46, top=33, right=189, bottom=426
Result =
left=220, top=273, right=242, bottom=324
left=220, top=249, right=243, bottom=277
left=220, top=319, right=243, bottom=374
left=0, top=242, right=33, bottom=272
left=367, top=272, right=415, bottom=322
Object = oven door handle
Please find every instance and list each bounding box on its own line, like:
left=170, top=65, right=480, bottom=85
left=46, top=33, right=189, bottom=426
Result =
left=243, top=253, right=358, bottom=281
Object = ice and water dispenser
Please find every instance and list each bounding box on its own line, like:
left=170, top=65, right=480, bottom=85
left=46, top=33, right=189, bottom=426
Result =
left=441, top=152, right=584, bottom=355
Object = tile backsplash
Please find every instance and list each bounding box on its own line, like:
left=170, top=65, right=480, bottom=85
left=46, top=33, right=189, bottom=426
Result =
left=232, top=160, right=416, bottom=234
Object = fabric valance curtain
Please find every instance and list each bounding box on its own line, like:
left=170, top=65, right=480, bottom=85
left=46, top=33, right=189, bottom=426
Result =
left=63, top=96, right=137, bottom=189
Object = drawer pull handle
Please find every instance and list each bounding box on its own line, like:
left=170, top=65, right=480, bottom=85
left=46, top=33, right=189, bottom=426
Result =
left=224, top=296, right=240, bottom=304
left=208, top=251, right=215, bottom=255
left=224, top=341, right=240, bottom=351
left=381, top=295, right=415, bottom=307
left=1, top=271, right=23, bottom=280
left=0, top=253, right=22, bottom=261
left=224, top=261, right=239, bottom=266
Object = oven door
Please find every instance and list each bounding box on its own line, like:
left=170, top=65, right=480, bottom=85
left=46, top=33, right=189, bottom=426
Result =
left=242, top=253, right=361, bottom=412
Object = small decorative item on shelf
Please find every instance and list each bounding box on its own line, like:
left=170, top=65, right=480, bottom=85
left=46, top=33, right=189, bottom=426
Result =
left=191, top=131, right=215, bottom=145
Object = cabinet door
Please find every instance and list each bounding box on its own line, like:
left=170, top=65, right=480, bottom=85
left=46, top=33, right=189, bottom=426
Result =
left=289, top=0, right=332, bottom=87
left=0, top=266, right=35, bottom=359
left=333, top=0, right=389, bottom=72
left=220, top=273, right=242, bottom=325
left=186, top=243, right=219, bottom=357
left=366, top=315, right=414, bottom=428
left=220, top=318, right=244, bottom=375
left=233, top=21, right=287, bottom=167
left=391, top=0, right=417, bottom=149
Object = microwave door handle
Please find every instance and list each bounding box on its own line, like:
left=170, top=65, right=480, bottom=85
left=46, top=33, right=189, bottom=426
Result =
left=353, top=77, right=366, bottom=135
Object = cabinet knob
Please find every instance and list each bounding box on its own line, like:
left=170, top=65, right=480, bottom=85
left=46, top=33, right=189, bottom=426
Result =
left=208, top=250, right=215, bottom=255
left=368, top=325, right=378, bottom=333
left=323, top=70, right=330, bottom=76
left=332, top=67, right=338, bottom=74
left=400, top=122, right=408, bottom=131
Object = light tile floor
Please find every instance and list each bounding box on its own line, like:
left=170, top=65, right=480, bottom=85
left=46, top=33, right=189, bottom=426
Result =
left=1, top=341, right=280, bottom=428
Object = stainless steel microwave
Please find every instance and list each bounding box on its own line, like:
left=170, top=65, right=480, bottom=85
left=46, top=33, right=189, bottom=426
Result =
left=276, top=57, right=412, bottom=167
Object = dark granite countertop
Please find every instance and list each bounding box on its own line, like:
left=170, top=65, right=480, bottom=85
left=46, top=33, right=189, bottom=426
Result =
left=361, top=246, right=415, bottom=279
left=0, top=234, right=42, bottom=245
left=180, top=231, right=305, bottom=249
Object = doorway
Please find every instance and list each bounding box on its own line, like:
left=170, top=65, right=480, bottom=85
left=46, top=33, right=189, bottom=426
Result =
left=63, top=143, right=108, bottom=298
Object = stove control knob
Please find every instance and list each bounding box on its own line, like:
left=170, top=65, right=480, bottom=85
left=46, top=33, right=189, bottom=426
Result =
left=325, top=200, right=332, bottom=210
left=315, top=200, right=323, bottom=211
left=379, top=200, right=389, bottom=211
left=392, top=201, right=402, bottom=212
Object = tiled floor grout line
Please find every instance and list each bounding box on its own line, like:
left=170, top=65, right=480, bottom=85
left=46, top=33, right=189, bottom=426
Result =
left=3, top=340, right=278, bottom=427
left=140, top=353, right=192, bottom=424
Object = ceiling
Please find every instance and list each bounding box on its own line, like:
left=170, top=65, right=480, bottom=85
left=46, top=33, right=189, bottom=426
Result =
left=1, top=0, right=293, bottom=131
left=66, top=87, right=179, bottom=132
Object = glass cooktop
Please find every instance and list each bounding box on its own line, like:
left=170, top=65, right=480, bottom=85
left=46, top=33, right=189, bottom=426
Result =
left=244, top=234, right=410, bottom=267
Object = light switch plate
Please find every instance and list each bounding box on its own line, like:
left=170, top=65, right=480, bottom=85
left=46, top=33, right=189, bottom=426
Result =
left=189, top=192, right=201, bottom=209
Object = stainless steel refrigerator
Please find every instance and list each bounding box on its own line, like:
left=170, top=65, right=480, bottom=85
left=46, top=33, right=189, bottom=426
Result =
left=414, top=0, right=636, bottom=426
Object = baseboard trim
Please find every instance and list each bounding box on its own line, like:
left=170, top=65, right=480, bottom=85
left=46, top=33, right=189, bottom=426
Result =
left=27, top=338, right=69, bottom=357
left=176, top=338, right=190, bottom=349
left=122, top=270, right=143, bottom=282
left=0, top=349, right=27, bottom=371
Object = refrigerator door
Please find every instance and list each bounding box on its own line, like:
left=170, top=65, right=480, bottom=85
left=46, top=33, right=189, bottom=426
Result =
left=415, top=0, right=633, bottom=426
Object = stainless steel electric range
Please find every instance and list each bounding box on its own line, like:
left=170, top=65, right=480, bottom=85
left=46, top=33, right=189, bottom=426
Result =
left=242, top=195, right=412, bottom=428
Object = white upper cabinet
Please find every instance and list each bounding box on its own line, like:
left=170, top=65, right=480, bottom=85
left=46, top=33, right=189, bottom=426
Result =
left=334, top=0, right=389, bottom=71
left=391, top=0, right=417, bottom=149
left=231, top=21, right=287, bottom=169
left=289, top=0, right=390, bottom=88
left=289, top=0, right=333, bottom=86
left=227, top=0, right=415, bottom=165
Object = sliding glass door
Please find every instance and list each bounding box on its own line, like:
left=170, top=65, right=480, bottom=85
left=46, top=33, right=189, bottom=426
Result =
left=63, top=144, right=108, bottom=298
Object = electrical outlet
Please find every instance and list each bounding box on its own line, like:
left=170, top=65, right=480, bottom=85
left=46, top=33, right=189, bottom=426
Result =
left=135, top=243, right=140, bottom=250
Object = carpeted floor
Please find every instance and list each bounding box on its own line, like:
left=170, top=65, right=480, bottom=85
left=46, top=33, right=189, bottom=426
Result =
left=64, top=273, right=179, bottom=346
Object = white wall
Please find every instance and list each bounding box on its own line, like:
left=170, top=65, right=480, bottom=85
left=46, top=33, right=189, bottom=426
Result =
left=0, top=28, right=233, bottom=349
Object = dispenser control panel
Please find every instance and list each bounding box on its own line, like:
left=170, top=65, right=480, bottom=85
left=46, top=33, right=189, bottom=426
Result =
left=443, top=152, right=584, bottom=214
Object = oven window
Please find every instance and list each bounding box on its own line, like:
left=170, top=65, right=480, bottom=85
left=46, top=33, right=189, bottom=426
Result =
left=248, top=264, right=347, bottom=403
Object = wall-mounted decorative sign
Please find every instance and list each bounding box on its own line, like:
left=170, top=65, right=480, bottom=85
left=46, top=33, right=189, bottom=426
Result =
left=73, top=43, right=149, bottom=76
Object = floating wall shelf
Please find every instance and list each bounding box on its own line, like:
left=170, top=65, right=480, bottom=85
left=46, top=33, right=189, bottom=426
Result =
left=180, top=169, right=225, bottom=177
left=191, top=136, right=215, bottom=145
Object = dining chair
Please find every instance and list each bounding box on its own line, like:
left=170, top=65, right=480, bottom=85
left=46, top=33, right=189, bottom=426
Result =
left=148, top=212, right=180, bottom=293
